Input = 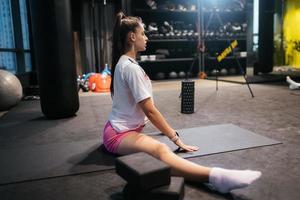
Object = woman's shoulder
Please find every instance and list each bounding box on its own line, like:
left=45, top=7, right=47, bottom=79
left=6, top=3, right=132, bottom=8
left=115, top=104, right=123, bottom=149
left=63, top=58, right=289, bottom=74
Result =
left=118, top=55, right=131, bottom=66
left=119, top=56, right=140, bottom=72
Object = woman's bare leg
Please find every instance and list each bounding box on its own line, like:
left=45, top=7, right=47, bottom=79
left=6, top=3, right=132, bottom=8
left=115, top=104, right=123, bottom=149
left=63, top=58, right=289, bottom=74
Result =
left=117, top=132, right=262, bottom=193
left=117, top=132, right=210, bottom=182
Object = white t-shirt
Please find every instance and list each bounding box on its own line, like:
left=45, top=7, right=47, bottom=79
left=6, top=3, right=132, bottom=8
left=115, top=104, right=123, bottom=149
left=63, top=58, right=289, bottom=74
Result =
left=108, top=55, right=153, bottom=132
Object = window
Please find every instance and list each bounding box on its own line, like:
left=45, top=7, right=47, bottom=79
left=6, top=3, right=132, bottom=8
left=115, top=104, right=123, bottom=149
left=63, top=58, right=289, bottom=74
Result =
left=0, top=0, right=31, bottom=74
left=253, top=0, right=259, bottom=51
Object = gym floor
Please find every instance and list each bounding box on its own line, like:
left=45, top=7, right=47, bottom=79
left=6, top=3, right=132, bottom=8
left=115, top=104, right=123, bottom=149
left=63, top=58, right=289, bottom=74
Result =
left=0, top=79, right=299, bottom=200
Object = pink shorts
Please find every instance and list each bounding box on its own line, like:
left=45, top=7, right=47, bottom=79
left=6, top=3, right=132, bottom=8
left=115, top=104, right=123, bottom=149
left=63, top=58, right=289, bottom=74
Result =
left=102, top=121, right=144, bottom=154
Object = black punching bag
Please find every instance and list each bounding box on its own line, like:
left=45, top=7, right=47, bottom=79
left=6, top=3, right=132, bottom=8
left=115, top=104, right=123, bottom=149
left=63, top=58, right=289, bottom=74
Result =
left=257, top=0, right=274, bottom=74
left=28, top=0, right=79, bottom=118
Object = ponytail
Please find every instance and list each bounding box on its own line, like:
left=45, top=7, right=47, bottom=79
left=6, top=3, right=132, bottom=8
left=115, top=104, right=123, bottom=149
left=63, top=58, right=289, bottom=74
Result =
left=110, top=11, right=142, bottom=96
left=111, top=12, right=126, bottom=95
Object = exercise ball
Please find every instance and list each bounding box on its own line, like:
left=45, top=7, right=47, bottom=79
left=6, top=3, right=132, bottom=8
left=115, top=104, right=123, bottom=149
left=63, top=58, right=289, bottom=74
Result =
left=88, top=73, right=111, bottom=93
left=178, top=71, right=186, bottom=78
left=220, top=68, right=228, bottom=76
left=155, top=72, right=165, bottom=80
left=210, top=69, right=218, bottom=76
left=168, top=71, right=178, bottom=79
left=198, top=72, right=207, bottom=79
left=229, top=67, right=237, bottom=75
left=0, top=69, right=23, bottom=111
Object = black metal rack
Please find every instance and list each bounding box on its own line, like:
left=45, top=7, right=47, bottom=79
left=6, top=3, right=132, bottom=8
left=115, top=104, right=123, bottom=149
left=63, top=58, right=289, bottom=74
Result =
left=199, top=0, right=249, bottom=77
left=131, top=0, right=201, bottom=80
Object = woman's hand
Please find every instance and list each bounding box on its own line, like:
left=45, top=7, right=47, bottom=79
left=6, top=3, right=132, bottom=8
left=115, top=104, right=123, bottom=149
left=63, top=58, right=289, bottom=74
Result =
left=174, top=138, right=199, bottom=152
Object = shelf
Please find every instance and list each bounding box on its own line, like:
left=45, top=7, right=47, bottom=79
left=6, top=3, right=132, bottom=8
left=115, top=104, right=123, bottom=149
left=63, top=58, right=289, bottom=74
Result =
left=203, top=37, right=246, bottom=41
left=206, top=56, right=247, bottom=60
left=135, top=9, right=198, bottom=14
left=138, top=57, right=195, bottom=63
left=148, top=39, right=198, bottom=42
left=202, top=10, right=246, bottom=15
left=131, top=0, right=250, bottom=79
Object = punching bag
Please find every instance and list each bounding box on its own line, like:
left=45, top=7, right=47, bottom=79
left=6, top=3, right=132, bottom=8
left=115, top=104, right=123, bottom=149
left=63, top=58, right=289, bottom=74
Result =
left=28, top=0, right=79, bottom=118
left=257, top=0, right=274, bottom=74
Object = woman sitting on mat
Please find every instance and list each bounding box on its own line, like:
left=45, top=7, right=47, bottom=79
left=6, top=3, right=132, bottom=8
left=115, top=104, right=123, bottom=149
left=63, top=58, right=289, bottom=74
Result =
left=103, top=11, right=261, bottom=194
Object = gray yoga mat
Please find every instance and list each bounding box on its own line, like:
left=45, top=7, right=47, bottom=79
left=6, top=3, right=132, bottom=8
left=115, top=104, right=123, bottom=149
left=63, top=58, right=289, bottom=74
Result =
left=155, top=124, right=281, bottom=158
left=0, top=124, right=280, bottom=185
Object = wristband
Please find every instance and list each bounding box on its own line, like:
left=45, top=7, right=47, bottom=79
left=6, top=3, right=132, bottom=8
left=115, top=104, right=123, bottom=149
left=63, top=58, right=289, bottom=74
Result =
left=170, top=135, right=179, bottom=142
left=170, top=131, right=180, bottom=143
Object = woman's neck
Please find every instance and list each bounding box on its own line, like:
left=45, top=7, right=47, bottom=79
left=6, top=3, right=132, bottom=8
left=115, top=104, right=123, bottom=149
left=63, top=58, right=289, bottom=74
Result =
left=124, top=47, right=137, bottom=60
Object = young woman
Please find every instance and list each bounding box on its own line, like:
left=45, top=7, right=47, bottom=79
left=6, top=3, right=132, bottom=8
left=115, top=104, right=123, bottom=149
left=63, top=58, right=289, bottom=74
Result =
left=103, top=12, right=261, bottom=194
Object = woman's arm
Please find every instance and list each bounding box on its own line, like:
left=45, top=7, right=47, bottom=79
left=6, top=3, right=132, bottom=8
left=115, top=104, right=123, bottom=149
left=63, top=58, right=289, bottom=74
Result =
left=139, top=97, right=198, bottom=152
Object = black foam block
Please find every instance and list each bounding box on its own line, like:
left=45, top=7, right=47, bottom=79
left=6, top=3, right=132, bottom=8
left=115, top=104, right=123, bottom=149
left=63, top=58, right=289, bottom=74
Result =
left=115, top=152, right=171, bottom=191
left=123, top=177, right=185, bottom=200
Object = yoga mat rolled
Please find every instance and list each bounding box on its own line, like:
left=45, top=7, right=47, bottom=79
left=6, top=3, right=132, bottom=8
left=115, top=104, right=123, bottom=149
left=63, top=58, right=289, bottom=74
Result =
left=28, top=0, right=79, bottom=119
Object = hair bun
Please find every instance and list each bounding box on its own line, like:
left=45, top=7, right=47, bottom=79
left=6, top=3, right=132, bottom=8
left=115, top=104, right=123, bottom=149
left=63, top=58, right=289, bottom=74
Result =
left=117, top=11, right=126, bottom=20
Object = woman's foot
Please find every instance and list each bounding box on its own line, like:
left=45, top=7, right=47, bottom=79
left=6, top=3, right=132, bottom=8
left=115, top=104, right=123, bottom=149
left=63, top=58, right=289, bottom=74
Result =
left=286, top=76, right=300, bottom=90
left=209, top=167, right=262, bottom=193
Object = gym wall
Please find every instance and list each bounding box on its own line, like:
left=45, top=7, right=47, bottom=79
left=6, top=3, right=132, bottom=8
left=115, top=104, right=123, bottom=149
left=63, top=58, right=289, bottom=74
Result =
left=283, top=0, right=300, bottom=69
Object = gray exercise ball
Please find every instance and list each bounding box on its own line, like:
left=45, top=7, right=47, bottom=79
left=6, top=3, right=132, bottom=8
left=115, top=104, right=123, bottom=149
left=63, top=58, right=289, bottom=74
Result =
left=168, top=71, right=178, bottom=79
left=0, top=69, right=23, bottom=111
left=220, top=68, right=228, bottom=76
left=229, top=67, right=237, bottom=75
left=178, top=71, right=186, bottom=78
left=210, top=69, right=218, bottom=76
left=155, top=72, right=165, bottom=80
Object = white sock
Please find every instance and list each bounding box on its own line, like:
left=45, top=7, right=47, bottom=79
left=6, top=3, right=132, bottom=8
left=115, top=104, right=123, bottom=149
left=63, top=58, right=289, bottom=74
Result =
left=209, top=167, right=262, bottom=193
left=286, top=76, right=300, bottom=90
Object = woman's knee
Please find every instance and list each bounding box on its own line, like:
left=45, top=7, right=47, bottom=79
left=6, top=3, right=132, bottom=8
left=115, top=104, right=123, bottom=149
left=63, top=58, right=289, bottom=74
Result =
left=153, top=143, right=171, bottom=159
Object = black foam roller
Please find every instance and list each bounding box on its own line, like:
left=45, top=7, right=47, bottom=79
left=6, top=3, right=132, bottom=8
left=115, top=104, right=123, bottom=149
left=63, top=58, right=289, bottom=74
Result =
left=181, top=81, right=194, bottom=114
left=28, top=0, right=79, bottom=118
